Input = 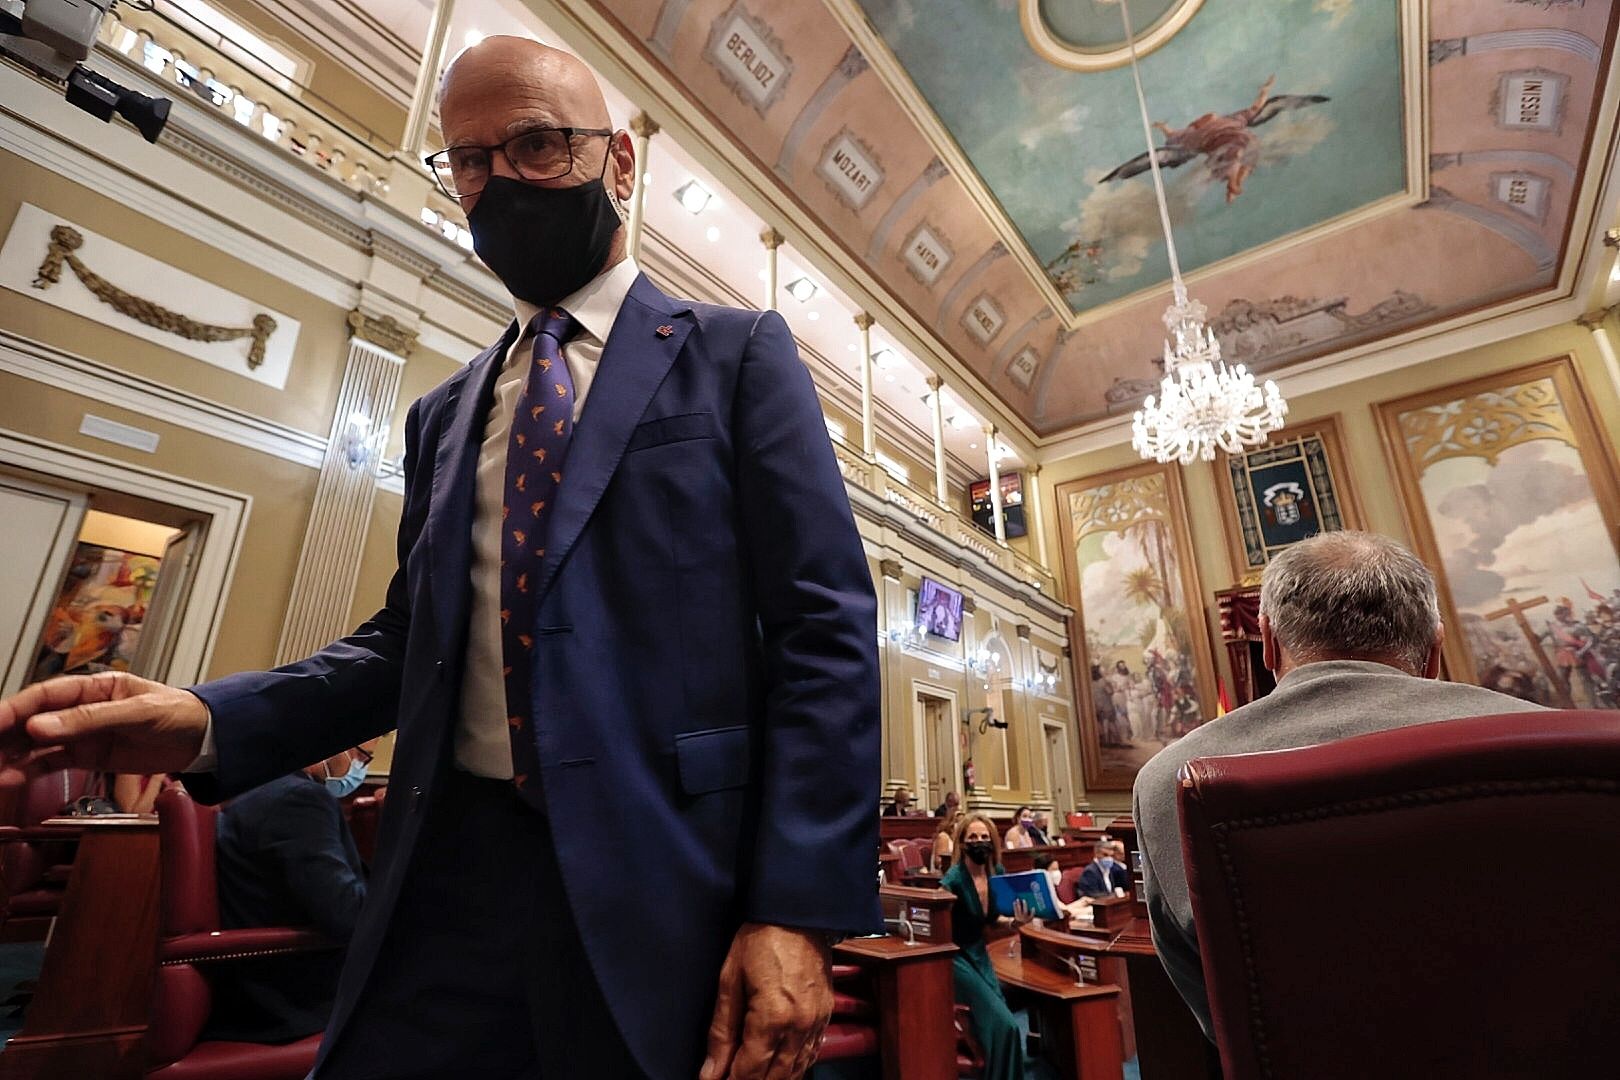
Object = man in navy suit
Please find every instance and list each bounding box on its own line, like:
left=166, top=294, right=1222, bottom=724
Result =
left=207, top=745, right=371, bottom=1045
left=0, top=37, right=880, bottom=1080
left=1077, top=841, right=1130, bottom=898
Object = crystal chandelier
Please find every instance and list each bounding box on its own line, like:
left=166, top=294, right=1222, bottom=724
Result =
left=1104, top=0, right=1288, bottom=463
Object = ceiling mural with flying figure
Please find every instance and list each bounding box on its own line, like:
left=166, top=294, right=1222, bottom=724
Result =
left=576, top=0, right=1619, bottom=438
left=858, top=0, right=1409, bottom=318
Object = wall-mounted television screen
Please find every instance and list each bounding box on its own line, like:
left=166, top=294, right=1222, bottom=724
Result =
left=969, top=472, right=1027, bottom=539
left=916, top=577, right=963, bottom=642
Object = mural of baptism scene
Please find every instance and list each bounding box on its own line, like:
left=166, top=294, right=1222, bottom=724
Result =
left=1056, top=464, right=1217, bottom=790
left=1379, top=358, right=1620, bottom=711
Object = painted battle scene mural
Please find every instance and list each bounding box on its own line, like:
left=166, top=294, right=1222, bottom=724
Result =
left=1057, top=465, right=1217, bottom=789
left=1378, top=358, right=1620, bottom=711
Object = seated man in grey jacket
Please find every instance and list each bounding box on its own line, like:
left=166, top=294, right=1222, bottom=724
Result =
left=1132, top=531, right=1547, bottom=1038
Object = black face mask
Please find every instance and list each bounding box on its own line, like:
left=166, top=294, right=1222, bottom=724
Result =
left=467, top=174, right=623, bottom=306
left=964, top=841, right=995, bottom=865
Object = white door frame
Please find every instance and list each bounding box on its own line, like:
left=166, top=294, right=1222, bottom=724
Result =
left=1041, top=716, right=1074, bottom=814
left=911, top=679, right=960, bottom=811
left=0, top=430, right=250, bottom=686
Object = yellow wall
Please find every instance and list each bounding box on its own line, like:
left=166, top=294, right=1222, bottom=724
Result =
left=1032, top=319, right=1620, bottom=807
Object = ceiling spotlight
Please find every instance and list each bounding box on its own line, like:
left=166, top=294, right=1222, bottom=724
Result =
left=807, top=310, right=820, bottom=321
left=641, top=172, right=653, bottom=185
left=846, top=343, right=857, bottom=352
left=705, top=225, right=720, bottom=242
left=884, top=373, right=896, bottom=382
left=871, top=348, right=897, bottom=370
left=947, top=413, right=972, bottom=431
left=464, top=30, right=484, bottom=47
left=674, top=179, right=713, bottom=214
left=969, top=442, right=978, bottom=449
left=784, top=276, right=819, bottom=303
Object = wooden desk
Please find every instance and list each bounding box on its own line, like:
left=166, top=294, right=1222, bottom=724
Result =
left=992, top=939, right=1123, bottom=1080
left=879, top=884, right=953, bottom=946
left=835, top=936, right=958, bottom=1080
left=0, top=817, right=159, bottom=1080
left=1023, top=922, right=1221, bottom=1080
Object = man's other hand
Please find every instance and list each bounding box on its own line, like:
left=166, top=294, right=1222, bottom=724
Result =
left=0, top=673, right=209, bottom=785
left=699, top=922, right=833, bottom=1080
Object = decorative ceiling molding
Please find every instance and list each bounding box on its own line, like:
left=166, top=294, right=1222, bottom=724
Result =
left=1018, top=0, right=1206, bottom=73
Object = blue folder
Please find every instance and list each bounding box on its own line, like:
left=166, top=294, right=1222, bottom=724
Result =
left=988, top=869, right=1062, bottom=921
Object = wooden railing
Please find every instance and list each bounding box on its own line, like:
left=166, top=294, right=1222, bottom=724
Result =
left=830, top=436, right=1056, bottom=593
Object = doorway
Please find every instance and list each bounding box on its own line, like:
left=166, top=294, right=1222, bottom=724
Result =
left=1043, top=719, right=1073, bottom=817
left=0, top=432, right=247, bottom=695
left=915, top=686, right=959, bottom=814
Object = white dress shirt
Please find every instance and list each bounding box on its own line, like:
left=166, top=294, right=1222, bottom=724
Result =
left=454, top=256, right=642, bottom=777
left=186, top=256, right=643, bottom=776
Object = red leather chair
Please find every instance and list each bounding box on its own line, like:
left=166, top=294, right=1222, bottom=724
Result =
left=0, top=767, right=97, bottom=940
left=1054, top=865, right=1085, bottom=905
left=816, top=963, right=881, bottom=1062
left=146, top=788, right=337, bottom=1079
left=1177, top=710, right=1620, bottom=1080
left=1065, top=812, right=1094, bottom=829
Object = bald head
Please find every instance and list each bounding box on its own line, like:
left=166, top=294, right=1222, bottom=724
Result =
left=435, top=37, right=634, bottom=219
left=440, top=37, right=610, bottom=131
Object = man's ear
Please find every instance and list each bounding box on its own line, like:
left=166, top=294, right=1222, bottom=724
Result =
left=1259, top=613, right=1279, bottom=674
left=609, top=130, right=636, bottom=205
left=1422, top=622, right=1446, bottom=680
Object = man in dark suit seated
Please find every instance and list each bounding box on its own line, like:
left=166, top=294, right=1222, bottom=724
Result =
left=205, top=743, right=374, bottom=1044
left=1133, top=531, right=1547, bottom=1037
left=1075, top=840, right=1129, bottom=898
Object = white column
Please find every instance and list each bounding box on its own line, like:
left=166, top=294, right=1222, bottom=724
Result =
left=1578, top=307, right=1620, bottom=404
left=400, top=0, right=456, bottom=161
left=760, top=227, right=783, bottom=310
left=276, top=314, right=410, bottom=663
left=1028, top=462, right=1051, bottom=568
left=855, top=313, right=876, bottom=459
left=985, top=424, right=1007, bottom=545
left=927, top=375, right=948, bottom=505
left=626, top=112, right=658, bottom=259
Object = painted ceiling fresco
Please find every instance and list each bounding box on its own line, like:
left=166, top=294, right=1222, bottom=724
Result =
left=585, top=0, right=1619, bottom=437
left=857, top=0, right=1409, bottom=317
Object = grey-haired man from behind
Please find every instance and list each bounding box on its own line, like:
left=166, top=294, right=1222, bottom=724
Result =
left=1132, top=530, right=1548, bottom=1037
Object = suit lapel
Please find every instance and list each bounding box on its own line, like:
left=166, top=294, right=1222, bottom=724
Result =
left=424, top=321, right=519, bottom=657
left=534, top=273, right=693, bottom=604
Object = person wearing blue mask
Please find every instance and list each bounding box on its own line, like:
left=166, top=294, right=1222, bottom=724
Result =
left=207, top=741, right=376, bottom=1045
left=1077, top=840, right=1130, bottom=899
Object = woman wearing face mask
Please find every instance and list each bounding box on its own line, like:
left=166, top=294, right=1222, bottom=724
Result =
left=1003, top=805, right=1040, bottom=849
left=939, top=812, right=1030, bottom=1080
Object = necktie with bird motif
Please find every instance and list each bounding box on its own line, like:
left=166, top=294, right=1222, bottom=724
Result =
left=500, top=307, right=578, bottom=808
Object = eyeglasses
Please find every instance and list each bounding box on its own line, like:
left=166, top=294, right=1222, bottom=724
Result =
left=423, top=126, right=614, bottom=199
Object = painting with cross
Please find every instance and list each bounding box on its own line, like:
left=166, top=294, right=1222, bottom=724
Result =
left=1377, top=359, right=1620, bottom=711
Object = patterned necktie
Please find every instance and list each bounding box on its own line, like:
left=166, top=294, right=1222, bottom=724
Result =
left=500, top=307, right=579, bottom=806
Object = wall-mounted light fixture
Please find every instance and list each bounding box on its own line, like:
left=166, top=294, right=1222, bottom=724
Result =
left=673, top=179, right=713, bottom=214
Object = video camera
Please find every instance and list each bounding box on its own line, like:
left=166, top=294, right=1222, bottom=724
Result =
left=0, top=0, right=171, bottom=143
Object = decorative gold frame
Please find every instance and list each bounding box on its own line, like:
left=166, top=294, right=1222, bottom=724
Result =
left=1053, top=460, right=1219, bottom=791
left=1019, top=0, right=1206, bottom=72
left=1215, top=414, right=1365, bottom=584
left=1373, top=354, right=1620, bottom=695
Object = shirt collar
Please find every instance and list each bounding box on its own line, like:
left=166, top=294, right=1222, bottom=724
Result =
left=511, top=255, right=642, bottom=346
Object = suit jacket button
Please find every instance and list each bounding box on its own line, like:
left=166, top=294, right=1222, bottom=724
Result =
left=411, top=785, right=424, bottom=811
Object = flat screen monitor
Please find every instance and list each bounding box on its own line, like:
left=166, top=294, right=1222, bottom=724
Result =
left=917, top=577, right=963, bottom=642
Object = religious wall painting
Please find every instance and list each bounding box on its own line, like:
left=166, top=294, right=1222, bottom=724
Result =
left=1376, top=357, right=1620, bottom=711
left=1218, top=415, right=1363, bottom=579
left=1054, top=463, right=1218, bottom=790
left=27, top=543, right=161, bottom=683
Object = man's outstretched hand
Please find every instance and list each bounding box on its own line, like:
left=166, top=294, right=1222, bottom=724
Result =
left=699, top=922, right=833, bottom=1080
left=0, top=673, right=209, bottom=785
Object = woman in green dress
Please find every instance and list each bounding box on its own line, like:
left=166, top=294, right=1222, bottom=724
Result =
left=939, top=811, right=1030, bottom=1080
